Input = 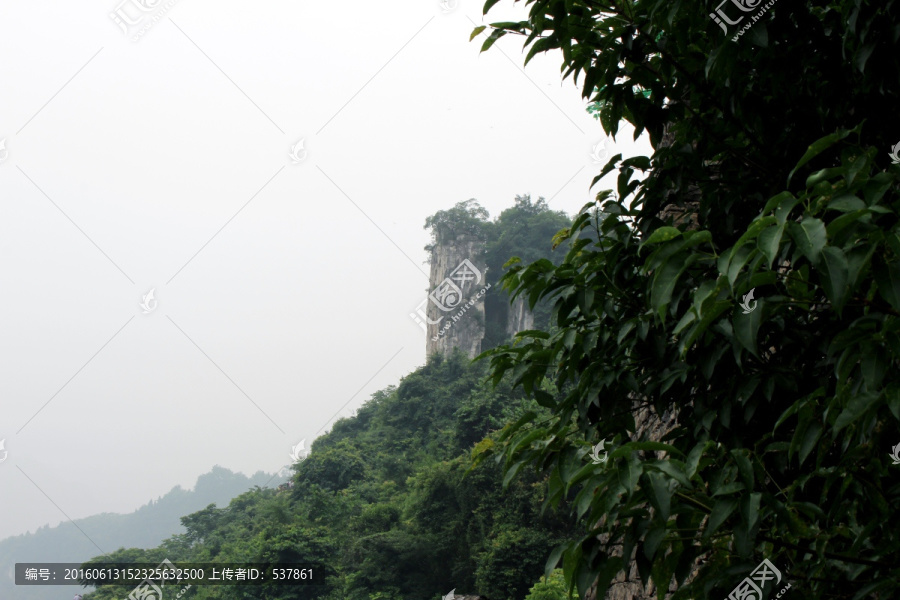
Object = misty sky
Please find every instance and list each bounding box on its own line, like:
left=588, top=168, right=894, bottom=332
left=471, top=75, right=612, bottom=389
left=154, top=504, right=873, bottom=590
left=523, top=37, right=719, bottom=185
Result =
left=0, top=0, right=651, bottom=543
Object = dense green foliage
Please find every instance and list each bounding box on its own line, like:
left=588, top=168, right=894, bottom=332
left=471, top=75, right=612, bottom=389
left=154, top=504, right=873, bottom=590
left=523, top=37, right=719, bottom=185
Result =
left=475, top=0, right=900, bottom=598
left=524, top=569, right=571, bottom=600
left=79, top=354, right=580, bottom=600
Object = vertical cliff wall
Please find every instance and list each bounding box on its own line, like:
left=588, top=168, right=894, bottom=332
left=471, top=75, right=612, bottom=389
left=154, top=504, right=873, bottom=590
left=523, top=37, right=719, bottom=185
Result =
left=424, top=231, right=540, bottom=359
left=506, top=296, right=534, bottom=334
left=425, top=233, right=489, bottom=359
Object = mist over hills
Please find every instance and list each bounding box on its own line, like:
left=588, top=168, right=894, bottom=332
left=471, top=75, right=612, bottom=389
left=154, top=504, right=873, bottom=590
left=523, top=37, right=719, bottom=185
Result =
left=1, top=466, right=285, bottom=600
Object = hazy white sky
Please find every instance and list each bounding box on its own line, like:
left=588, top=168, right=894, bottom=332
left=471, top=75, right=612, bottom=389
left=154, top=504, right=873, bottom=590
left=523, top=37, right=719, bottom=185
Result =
left=0, top=0, right=651, bottom=542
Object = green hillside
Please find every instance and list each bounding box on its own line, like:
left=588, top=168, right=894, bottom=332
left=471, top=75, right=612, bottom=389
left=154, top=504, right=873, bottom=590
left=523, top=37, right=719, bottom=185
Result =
left=79, top=352, right=579, bottom=600
left=0, top=467, right=283, bottom=600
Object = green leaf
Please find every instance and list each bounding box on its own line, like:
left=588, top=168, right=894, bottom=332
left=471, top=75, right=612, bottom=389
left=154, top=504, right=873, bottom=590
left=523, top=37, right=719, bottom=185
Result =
left=685, top=442, right=709, bottom=479
left=732, top=217, right=777, bottom=253
left=651, top=460, right=692, bottom=488
left=545, top=543, right=567, bottom=578
left=757, top=224, right=784, bottom=269
left=846, top=242, right=876, bottom=289
left=740, top=492, right=762, bottom=532
left=646, top=472, right=673, bottom=521
left=704, top=498, right=738, bottom=539
left=887, top=385, right=900, bottom=421
left=480, top=28, right=506, bottom=52
left=855, top=42, right=876, bottom=73
left=798, top=421, right=822, bottom=466
left=833, top=392, right=881, bottom=433
left=644, top=525, right=667, bottom=560
left=498, top=411, right=537, bottom=441
left=641, top=226, right=681, bottom=249
left=469, top=25, right=487, bottom=41
left=763, top=191, right=800, bottom=225
left=730, top=449, right=754, bottom=490
left=651, top=258, right=682, bottom=317
left=712, top=481, right=745, bottom=497
left=819, top=246, right=850, bottom=312
left=827, top=194, right=866, bottom=212
left=502, top=459, right=528, bottom=488
left=625, top=441, right=683, bottom=456
left=482, top=0, right=503, bottom=14
left=874, top=261, right=900, bottom=311
left=789, top=217, right=827, bottom=263
left=734, top=302, right=763, bottom=356
left=788, top=127, right=856, bottom=184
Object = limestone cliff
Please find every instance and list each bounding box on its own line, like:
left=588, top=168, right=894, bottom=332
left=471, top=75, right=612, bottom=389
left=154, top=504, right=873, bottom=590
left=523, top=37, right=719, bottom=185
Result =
left=425, top=233, right=489, bottom=358
left=507, top=296, right=534, bottom=334
left=424, top=231, right=535, bottom=359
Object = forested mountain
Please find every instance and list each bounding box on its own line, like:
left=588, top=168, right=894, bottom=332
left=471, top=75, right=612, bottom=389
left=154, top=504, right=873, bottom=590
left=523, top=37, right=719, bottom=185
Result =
left=1, top=466, right=282, bottom=600
left=65, top=197, right=580, bottom=600
left=79, top=353, right=580, bottom=600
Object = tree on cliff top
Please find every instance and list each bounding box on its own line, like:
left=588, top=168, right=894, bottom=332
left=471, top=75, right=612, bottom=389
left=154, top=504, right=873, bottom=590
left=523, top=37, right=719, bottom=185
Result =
left=474, top=1, right=900, bottom=598
left=424, top=199, right=490, bottom=252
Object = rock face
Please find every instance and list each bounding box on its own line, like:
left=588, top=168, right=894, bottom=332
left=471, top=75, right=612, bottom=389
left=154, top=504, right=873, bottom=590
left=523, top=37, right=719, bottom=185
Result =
left=424, top=232, right=532, bottom=359
left=426, top=233, right=490, bottom=358
left=507, top=296, right=534, bottom=334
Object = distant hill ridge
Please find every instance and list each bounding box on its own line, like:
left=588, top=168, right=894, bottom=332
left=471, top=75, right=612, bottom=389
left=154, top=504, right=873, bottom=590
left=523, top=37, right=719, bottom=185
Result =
left=0, top=465, right=285, bottom=600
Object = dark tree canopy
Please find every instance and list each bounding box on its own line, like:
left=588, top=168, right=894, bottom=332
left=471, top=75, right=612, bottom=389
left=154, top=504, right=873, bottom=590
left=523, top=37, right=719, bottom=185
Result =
left=475, top=1, right=900, bottom=599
